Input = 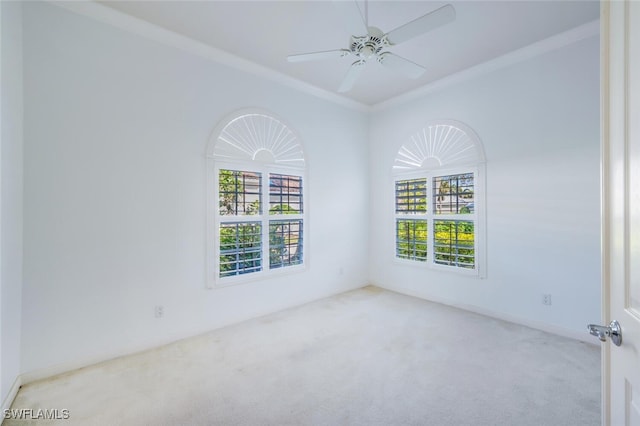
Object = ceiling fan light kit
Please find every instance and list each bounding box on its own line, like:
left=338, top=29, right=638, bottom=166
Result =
left=287, top=2, right=456, bottom=93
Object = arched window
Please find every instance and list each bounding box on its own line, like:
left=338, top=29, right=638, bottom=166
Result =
left=207, top=109, right=306, bottom=287
left=393, top=120, right=486, bottom=277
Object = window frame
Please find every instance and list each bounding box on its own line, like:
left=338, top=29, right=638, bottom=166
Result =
left=208, top=160, right=307, bottom=288
left=393, top=164, right=486, bottom=277
left=206, top=109, right=307, bottom=289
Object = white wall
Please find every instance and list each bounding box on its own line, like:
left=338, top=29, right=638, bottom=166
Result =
left=369, top=36, right=601, bottom=338
left=1, top=0, right=24, bottom=406
left=21, top=2, right=369, bottom=376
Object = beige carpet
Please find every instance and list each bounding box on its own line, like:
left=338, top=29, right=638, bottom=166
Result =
left=7, top=286, right=600, bottom=425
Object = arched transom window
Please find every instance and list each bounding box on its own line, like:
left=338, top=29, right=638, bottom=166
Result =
left=207, top=110, right=306, bottom=287
left=393, top=121, right=486, bottom=277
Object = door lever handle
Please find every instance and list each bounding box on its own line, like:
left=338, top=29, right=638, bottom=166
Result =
left=587, top=320, right=622, bottom=346
left=588, top=324, right=608, bottom=341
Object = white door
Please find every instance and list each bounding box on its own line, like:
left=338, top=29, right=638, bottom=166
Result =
left=601, top=1, right=640, bottom=424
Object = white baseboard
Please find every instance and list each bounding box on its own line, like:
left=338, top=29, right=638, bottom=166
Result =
left=371, top=283, right=599, bottom=346
left=1, top=375, right=22, bottom=424
left=457, top=301, right=597, bottom=345
left=20, top=357, right=106, bottom=386
left=19, top=339, right=180, bottom=386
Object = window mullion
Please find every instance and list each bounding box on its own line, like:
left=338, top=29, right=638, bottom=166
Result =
left=262, top=167, right=270, bottom=272
left=219, top=215, right=264, bottom=223
left=426, top=173, right=433, bottom=265
left=395, top=213, right=426, bottom=220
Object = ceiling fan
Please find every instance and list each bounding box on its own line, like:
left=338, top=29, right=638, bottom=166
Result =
left=287, top=1, right=456, bottom=93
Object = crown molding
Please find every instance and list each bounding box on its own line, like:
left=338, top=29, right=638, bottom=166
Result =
left=48, top=1, right=370, bottom=113
left=372, top=19, right=600, bottom=111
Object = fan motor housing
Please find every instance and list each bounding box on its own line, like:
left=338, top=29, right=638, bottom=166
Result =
left=350, top=26, right=389, bottom=60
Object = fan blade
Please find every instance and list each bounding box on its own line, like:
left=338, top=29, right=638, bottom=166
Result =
left=385, top=4, right=455, bottom=45
left=333, top=0, right=368, bottom=37
left=378, top=52, right=426, bottom=79
left=287, top=49, right=351, bottom=63
left=338, top=61, right=366, bottom=92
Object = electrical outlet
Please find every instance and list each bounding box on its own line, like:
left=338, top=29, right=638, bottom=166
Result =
left=155, top=305, right=164, bottom=318
left=542, top=294, right=552, bottom=306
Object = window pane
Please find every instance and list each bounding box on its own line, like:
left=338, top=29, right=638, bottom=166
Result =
left=269, top=174, right=303, bottom=214
left=433, top=220, right=475, bottom=269
left=219, top=222, right=262, bottom=277
left=396, top=219, right=428, bottom=261
left=269, top=220, right=303, bottom=269
left=219, top=170, right=262, bottom=216
left=434, top=173, right=474, bottom=214
left=396, top=178, right=427, bottom=214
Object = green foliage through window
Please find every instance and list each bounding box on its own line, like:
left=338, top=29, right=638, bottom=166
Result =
left=269, top=220, right=303, bottom=269
left=219, top=169, right=261, bottom=216
left=434, top=220, right=475, bottom=268
left=396, top=219, right=428, bottom=261
left=434, top=173, right=474, bottom=215
left=219, top=222, right=262, bottom=277
left=396, top=178, right=427, bottom=214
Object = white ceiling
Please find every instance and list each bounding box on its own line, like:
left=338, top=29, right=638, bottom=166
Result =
left=99, top=1, right=600, bottom=106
